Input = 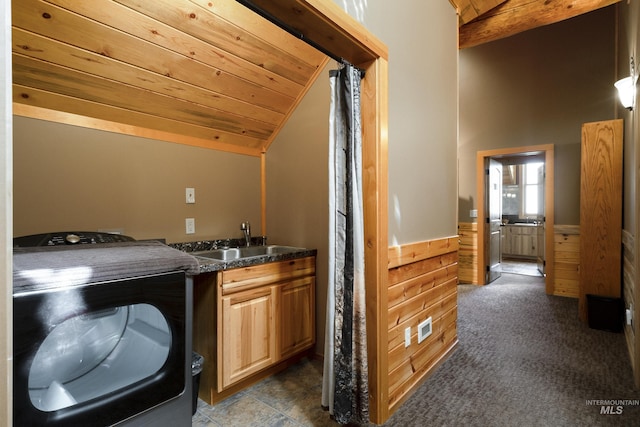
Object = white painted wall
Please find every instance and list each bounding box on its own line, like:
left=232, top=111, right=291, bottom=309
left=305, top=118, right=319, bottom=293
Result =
left=1, top=0, right=12, bottom=422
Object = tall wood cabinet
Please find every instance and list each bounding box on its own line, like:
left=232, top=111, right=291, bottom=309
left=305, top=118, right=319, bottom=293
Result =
left=579, top=119, right=623, bottom=321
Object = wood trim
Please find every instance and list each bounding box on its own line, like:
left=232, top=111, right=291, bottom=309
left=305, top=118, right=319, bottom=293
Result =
left=13, top=103, right=264, bottom=157
left=243, top=0, right=388, bottom=64
left=261, top=152, right=267, bottom=236
left=388, top=236, right=459, bottom=269
left=362, top=57, right=389, bottom=424
left=544, top=147, right=555, bottom=294
left=476, top=144, right=555, bottom=292
left=248, top=2, right=389, bottom=421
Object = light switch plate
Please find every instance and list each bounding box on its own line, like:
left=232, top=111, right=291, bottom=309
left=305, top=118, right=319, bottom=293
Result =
left=404, top=327, right=411, bottom=348
left=186, top=188, right=195, bottom=204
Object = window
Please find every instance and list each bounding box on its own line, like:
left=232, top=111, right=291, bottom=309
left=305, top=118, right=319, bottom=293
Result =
left=524, top=162, right=544, bottom=215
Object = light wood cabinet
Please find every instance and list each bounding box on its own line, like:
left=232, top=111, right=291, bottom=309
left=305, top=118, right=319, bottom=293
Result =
left=219, top=285, right=276, bottom=389
left=194, top=255, right=316, bottom=403
left=502, top=225, right=537, bottom=258
left=579, top=119, right=623, bottom=321
left=278, top=276, right=315, bottom=359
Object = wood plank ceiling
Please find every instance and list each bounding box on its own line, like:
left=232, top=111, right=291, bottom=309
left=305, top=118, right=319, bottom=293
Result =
left=452, top=0, right=622, bottom=49
left=12, top=0, right=328, bottom=156
left=12, top=0, right=622, bottom=157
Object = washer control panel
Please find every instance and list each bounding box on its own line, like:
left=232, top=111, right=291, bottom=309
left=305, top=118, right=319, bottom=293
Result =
left=14, top=231, right=136, bottom=247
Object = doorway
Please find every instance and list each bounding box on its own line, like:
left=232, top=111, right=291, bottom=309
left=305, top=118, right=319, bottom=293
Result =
left=476, top=144, right=555, bottom=294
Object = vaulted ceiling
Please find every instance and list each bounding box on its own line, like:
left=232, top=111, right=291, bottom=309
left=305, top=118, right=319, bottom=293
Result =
left=451, top=0, right=622, bottom=49
left=12, top=0, right=329, bottom=157
left=12, top=0, right=622, bottom=157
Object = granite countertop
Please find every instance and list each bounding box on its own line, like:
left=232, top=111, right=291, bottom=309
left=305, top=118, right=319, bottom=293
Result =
left=192, top=248, right=317, bottom=274
left=167, top=239, right=316, bottom=274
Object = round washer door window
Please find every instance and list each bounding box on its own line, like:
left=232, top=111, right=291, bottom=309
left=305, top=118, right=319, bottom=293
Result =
left=28, top=303, right=171, bottom=412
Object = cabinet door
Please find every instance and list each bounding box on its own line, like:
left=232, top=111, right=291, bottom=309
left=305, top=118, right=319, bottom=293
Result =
left=511, top=231, right=523, bottom=255
left=278, top=276, right=315, bottom=360
left=218, top=286, right=275, bottom=390
left=522, top=234, right=537, bottom=257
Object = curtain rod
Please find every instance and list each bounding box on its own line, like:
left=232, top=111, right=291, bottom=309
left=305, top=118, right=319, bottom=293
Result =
left=235, top=0, right=365, bottom=78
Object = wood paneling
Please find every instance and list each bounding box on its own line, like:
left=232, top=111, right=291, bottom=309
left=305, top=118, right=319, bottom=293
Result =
left=458, top=222, right=478, bottom=283
left=387, top=237, right=458, bottom=414
left=388, top=237, right=458, bottom=269
left=579, top=119, right=623, bottom=321
left=553, top=225, right=580, bottom=298
left=12, top=0, right=329, bottom=155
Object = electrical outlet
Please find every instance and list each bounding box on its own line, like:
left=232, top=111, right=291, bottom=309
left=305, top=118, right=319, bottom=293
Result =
left=185, top=218, right=195, bottom=234
left=186, top=188, right=195, bottom=204
left=404, top=327, right=411, bottom=348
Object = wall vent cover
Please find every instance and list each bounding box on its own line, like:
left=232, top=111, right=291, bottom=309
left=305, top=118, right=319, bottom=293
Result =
left=418, top=317, right=432, bottom=343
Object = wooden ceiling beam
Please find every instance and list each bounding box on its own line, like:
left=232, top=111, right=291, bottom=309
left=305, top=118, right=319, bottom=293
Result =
left=451, top=0, right=507, bottom=26
left=459, top=0, right=621, bottom=49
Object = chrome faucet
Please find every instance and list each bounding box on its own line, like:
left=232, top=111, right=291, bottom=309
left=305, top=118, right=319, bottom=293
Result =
left=241, top=221, right=251, bottom=247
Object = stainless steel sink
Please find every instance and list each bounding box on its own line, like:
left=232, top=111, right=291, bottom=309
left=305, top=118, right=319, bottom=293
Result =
left=192, top=245, right=305, bottom=261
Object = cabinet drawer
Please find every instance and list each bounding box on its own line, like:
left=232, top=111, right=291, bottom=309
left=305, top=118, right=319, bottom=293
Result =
left=220, top=256, right=316, bottom=295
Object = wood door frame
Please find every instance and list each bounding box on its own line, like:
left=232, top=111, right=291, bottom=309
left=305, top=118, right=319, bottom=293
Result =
left=261, top=2, right=390, bottom=422
left=476, top=144, right=555, bottom=294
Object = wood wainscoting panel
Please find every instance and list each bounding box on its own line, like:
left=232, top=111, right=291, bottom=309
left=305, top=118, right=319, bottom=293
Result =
left=387, top=237, right=459, bottom=414
left=458, top=222, right=478, bottom=283
left=553, top=225, right=580, bottom=298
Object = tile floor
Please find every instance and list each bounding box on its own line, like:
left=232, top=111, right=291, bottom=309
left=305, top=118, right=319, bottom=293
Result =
left=499, top=258, right=542, bottom=276
left=192, top=358, right=341, bottom=427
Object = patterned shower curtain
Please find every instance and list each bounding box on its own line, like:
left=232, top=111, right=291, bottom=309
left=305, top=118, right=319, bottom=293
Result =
left=321, top=64, right=368, bottom=425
